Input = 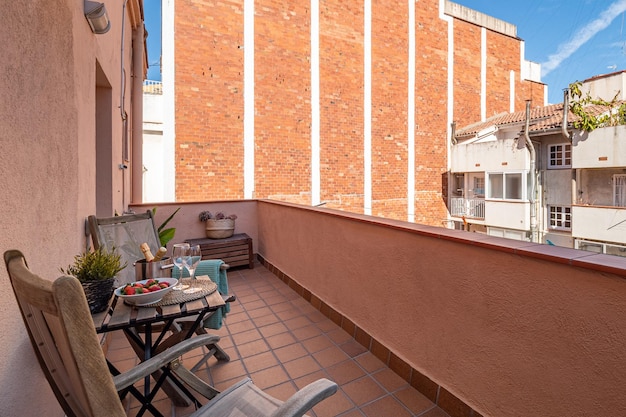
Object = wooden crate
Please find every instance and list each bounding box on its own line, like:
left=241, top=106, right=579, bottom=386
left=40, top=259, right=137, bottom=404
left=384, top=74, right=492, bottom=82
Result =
left=185, top=233, right=253, bottom=269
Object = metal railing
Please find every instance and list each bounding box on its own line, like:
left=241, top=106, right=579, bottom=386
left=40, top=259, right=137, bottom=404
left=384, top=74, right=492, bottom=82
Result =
left=450, top=197, right=485, bottom=219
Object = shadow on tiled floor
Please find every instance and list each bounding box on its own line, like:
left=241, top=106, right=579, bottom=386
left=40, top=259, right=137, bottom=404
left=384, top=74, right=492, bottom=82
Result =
left=106, top=261, right=451, bottom=417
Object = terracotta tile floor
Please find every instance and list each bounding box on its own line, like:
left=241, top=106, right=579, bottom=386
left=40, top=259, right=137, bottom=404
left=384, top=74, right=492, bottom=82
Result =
left=106, top=261, right=450, bottom=417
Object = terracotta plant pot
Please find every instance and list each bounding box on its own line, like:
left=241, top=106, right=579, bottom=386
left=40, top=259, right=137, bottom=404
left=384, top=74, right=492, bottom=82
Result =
left=205, top=218, right=235, bottom=239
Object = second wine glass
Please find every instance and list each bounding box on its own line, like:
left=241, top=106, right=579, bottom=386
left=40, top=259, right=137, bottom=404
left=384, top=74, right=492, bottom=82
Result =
left=172, top=243, right=190, bottom=289
left=184, top=245, right=201, bottom=279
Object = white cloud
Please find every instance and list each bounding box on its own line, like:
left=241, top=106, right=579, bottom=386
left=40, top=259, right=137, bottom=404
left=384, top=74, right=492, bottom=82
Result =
left=541, top=0, right=626, bottom=76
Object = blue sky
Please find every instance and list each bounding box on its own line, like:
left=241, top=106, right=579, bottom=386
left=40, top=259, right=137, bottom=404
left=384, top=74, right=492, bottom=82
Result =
left=144, top=1, right=162, bottom=82
left=459, top=0, right=626, bottom=104
left=144, top=0, right=626, bottom=104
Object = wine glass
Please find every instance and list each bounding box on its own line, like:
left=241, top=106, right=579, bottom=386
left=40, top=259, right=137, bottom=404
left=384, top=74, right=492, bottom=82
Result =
left=184, top=245, right=202, bottom=279
left=172, top=243, right=190, bottom=289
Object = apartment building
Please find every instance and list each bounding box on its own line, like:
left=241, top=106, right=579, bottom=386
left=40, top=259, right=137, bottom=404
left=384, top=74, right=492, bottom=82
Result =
left=450, top=71, right=626, bottom=257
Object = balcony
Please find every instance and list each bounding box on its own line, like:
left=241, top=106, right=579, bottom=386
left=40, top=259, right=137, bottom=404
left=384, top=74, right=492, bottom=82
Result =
left=450, top=197, right=485, bottom=220
left=121, top=199, right=626, bottom=417
left=572, top=125, right=626, bottom=169
left=572, top=204, right=626, bottom=246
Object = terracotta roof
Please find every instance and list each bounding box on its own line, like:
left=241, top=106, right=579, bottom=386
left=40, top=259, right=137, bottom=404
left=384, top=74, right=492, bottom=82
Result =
left=454, top=102, right=619, bottom=138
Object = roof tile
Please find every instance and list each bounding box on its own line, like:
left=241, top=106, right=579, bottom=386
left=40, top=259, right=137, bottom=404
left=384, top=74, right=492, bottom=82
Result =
left=455, top=102, right=623, bottom=138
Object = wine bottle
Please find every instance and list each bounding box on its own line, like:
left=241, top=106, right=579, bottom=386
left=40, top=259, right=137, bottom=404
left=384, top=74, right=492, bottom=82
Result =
left=153, top=247, right=167, bottom=262
left=139, top=242, right=154, bottom=262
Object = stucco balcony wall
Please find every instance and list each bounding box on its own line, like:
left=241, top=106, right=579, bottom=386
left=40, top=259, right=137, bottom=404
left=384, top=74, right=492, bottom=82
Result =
left=483, top=200, right=530, bottom=230
left=572, top=205, right=626, bottom=245
left=451, top=138, right=528, bottom=173
left=137, top=199, right=626, bottom=417
left=572, top=125, right=626, bottom=168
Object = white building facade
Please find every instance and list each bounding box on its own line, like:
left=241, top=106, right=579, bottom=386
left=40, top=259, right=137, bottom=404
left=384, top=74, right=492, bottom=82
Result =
left=450, top=72, right=626, bottom=257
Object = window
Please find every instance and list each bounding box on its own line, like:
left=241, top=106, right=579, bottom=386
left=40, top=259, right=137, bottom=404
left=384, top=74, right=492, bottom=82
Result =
left=488, top=174, right=503, bottom=199
left=505, top=173, right=522, bottom=199
left=549, top=206, right=571, bottom=230
left=487, top=172, right=525, bottom=200
left=614, top=174, right=626, bottom=207
left=473, top=177, right=485, bottom=197
left=548, top=144, right=571, bottom=168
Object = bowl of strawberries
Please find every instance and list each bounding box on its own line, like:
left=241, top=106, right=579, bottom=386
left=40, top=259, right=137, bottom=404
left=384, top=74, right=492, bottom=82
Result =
left=114, top=278, right=178, bottom=306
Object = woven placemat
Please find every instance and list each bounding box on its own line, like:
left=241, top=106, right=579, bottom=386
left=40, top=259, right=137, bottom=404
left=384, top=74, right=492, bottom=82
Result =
left=130, top=278, right=217, bottom=307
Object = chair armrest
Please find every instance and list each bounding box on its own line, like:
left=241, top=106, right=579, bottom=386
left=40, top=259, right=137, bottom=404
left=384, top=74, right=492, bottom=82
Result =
left=270, top=378, right=338, bottom=417
left=112, top=333, right=220, bottom=391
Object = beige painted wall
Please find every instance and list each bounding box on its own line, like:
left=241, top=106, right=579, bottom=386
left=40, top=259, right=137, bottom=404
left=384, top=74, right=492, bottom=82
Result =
left=0, top=1, right=142, bottom=415
left=256, top=200, right=626, bottom=417
left=130, top=200, right=259, bottom=253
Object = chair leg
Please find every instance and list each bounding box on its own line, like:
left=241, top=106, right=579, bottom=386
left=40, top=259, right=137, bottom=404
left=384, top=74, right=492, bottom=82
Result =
left=196, top=326, right=230, bottom=361
left=189, top=327, right=230, bottom=372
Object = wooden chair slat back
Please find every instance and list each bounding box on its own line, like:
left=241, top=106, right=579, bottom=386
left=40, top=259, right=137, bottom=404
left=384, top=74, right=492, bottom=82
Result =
left=4, top=250, right=125, bottom=417
left=88, top=210, right=161, bottom=284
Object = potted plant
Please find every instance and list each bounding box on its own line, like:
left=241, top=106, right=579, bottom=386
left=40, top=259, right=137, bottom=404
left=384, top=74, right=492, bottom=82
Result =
left=60, top=247, right=126, bottom=313
left=199, top=210, right=237, bottom=239
left=152, top=206, right=180, bottom=247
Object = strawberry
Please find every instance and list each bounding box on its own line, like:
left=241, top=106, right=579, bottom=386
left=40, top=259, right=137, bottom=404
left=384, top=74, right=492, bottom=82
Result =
left=159, top=282, right=169, bottom=289
left=123, top=286, right=136, bottom=295
left=148, top=284, right=162, bottom=292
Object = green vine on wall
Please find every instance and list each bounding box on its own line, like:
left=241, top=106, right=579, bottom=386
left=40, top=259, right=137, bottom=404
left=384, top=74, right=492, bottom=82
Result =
left=568, top=81, right=626, bottom=132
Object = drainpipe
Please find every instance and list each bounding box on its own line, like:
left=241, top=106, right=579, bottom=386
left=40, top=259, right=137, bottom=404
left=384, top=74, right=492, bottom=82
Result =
left=450, top=121, right=457, bottom=145
left=562, top=88, right=578, bottom=206
left=118, top=0, right=130, bottom=211
left=561, top=88, right=571, bottom=142
left=524, top=100, right=538, bottom=243
left=131, top=24, right=146, bottom=204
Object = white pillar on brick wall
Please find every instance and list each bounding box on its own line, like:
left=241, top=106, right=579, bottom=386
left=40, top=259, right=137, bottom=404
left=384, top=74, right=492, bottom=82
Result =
left=311, top=0, right=321, bottom=206
left=244, top=0, right=255, bottom=199
left=407, top=0, right=416, bottom=223
left=440, top=0, right=454, bottom=225
left=364, top=0, right=372, bottom=215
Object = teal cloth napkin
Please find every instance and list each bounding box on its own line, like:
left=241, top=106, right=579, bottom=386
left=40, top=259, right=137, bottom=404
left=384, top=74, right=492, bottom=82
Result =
left=172, top=259, right=230, bottom=329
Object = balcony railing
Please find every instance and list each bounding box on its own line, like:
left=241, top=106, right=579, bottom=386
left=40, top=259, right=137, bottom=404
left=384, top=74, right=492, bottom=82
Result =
left=450, top=196, right=485, bottom=219
left=132, top=199, right=626, bottom=417
left=143, top=80, right=162, bottom=95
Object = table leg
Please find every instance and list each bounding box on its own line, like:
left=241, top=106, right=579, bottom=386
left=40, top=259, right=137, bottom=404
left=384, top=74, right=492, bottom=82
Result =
left=123, top=324, right=195, bottom=408
left=144, top=324, right=152, bottom=400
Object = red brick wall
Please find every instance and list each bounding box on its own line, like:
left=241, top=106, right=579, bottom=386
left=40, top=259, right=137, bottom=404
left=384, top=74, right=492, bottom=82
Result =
left=485, top=30, right=519, bottom=116
left=518, top=79, right=546, bottom=109
left=175, top=0, right=245, bottom=201
left=255, top=1, right=312, bottom=204
left=173, top=0, right=542, bottom=226
left=453, top=20, right=481, bottom=129
left=370, top=0, right=409, bottom=220
left=319, top=1, right=365, bottom=212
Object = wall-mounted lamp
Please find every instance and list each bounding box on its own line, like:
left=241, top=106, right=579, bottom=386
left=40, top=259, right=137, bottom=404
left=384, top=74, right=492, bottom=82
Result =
left=84, top=1, right=111, bottom=34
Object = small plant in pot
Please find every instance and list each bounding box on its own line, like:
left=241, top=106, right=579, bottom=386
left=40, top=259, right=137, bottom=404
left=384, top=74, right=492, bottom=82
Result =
left=199, top=210, right=237, bottom=239
left=60, top=247, right=126, bottom=313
